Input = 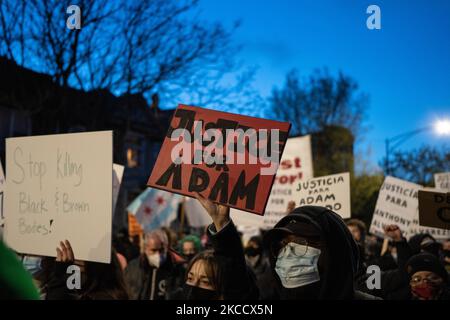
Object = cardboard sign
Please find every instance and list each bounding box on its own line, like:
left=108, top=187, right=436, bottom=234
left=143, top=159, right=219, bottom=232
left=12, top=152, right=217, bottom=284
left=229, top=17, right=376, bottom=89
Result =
left=0, top=158, right=5, bottom=230
left=112, top=164, right=124, bottom=217
left=231, top=135, right=313, bottom=229
left=147, top=105, right=291, bottom=215
left=418, top=190, right=450, bottom=230
left=4, top=131, right=113, bottom=263
left=369, top=176, right=421, bottom=239
left=434, top=172, right=450, bottom=191
left=293, top=172, right=351, bottom=219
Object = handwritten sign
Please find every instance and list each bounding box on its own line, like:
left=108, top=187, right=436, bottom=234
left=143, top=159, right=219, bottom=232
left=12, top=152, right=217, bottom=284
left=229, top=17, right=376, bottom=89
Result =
left=369, top=176, right=421, bottom=239
left=418, top=190, right=450, bottom=231
left=409, top=217, right=450, bottom=241
left=293, top=172, right=351, bottom=219
left=112, top=164, right=124, bottom=217
left=231, top=135, right=313, bottom=229
left=0, top=158, right=4, bottom=231
left=147, top=104, right=291, bottom=215
left=434, top=172, right=450, bottom=191
left=4, top=131, right=113, bottom=263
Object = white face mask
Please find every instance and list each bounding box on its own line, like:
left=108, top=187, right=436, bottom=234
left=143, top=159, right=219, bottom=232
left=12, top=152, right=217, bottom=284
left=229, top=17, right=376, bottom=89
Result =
left=146, top=253, right=162, bottom=268
left=275, top=242, right=321, bottom=288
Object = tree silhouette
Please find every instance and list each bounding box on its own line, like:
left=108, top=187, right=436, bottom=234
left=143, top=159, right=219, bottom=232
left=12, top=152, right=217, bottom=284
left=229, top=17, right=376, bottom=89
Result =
left=381, top=145, right=450, bottom=186
left=0, top=0, right=254, bottom=109
left=270, top=68, right=368, bottom=139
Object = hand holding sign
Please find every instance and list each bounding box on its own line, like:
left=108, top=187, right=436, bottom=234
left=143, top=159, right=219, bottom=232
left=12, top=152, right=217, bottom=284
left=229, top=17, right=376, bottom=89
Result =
left=383, top=224, right=403, bottom=242
left=56, top=239, right=74, bottom=262
left=195, top=192, right=230, bottom=232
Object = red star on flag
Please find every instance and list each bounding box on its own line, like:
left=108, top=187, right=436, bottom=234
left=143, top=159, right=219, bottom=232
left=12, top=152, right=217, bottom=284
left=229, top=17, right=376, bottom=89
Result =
left=156, top=196, right=165, bottom=206
left=144, top=206, right=152, bottom=215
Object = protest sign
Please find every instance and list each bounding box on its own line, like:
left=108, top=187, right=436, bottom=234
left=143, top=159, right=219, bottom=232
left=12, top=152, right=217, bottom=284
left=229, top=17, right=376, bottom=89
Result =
left=147, top=104, right=291, bottom=215
left=369, top=176, right=421, bottom=239
left=0, top=158, right=4, bottom=231
left=293, top=172, right=351, bottom=219
left=231, top=135, right=313, bottom=229
left=409, top=217, right=450, bottom=241
left=418, top=189, right=450, bottom=231
left=434, top=172, right=450, bottom=191
left=4, top=131, right=113, bottom=263
left=112, top=164, right=124, bottom=217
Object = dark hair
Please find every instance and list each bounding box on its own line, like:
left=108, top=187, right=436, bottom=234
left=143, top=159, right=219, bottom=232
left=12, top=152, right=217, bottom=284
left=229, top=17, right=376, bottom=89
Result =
left=185, top=250, right=225, bottom=296
left=81, top=249, right=129, bottom=300
left=346, top=219, right=367, bottom=243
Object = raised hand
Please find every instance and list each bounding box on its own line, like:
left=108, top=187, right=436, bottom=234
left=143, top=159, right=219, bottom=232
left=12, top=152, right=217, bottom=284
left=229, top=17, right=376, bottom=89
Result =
left=56, top=240, right=75, bottom=263
left=195, top=192, right=230, bottom=232
left=383, top=224, right=403, bottom=242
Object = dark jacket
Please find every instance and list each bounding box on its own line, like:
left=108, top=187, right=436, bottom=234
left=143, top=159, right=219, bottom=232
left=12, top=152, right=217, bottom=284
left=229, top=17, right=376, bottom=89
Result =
left=246, top=254, right=278, bottom=300
left=124, top=250, right=185, bottom=300
left=208, top=220, right=259, bottom=300
left=45, top=262, right=126, bottom=300
left=373, top=238, right=414, bottom=300
left=265, top=205, right=381, bottom=300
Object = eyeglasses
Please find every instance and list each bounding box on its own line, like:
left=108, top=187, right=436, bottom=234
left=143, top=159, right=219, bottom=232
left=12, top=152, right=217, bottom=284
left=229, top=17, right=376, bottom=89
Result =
left=410, top=275, right=442, bottom=286
left=270, top=237, right=312, bottom=258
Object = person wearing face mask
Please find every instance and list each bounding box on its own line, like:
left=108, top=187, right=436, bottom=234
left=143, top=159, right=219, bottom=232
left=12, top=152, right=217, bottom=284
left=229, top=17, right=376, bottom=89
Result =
left=365, top=226, right=448, bottom=300
left=181, top=193, right=259, bottom=300
left=244, top=236, right=278, bottom=300
left=179, top=235, right=202, bottom=264
left=263, top=205, right=380, bottom=300
left=408, top=233, right=441, bottom=257
left=124, top=229, right=185, bottom=300
left=406, top=252, right=449, bottom=300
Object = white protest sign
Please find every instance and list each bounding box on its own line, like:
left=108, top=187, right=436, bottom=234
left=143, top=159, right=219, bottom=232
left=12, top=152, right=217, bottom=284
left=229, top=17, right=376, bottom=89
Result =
left=434, top=172, right=450, bottom=191
left=409, top=217, right=450, bottom=241
left=112, top=164, right=124, bottom=217
left=369, top=176, right=421, bottom=239
left=0, top=158, right=5, bottom=233
left=293, top=172, right=351, bottom=219
left=231, top=135, right=313, bottom=229
left=4, top=131, right=113, bottom=263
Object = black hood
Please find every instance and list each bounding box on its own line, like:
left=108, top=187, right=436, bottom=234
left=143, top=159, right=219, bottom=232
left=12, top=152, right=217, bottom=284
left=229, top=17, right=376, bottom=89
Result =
left=264, top=205, right=360, bottom=299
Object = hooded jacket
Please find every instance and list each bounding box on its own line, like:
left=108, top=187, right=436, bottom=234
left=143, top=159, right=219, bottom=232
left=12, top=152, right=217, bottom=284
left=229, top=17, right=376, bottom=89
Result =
left=124, top=249, right=185, bottom=300
left=264, top=206, right=372, bottom=300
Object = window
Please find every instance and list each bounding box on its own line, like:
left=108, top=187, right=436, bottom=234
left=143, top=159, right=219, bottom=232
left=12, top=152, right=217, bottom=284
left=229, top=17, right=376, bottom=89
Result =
left=127, top=148, right=139, bottom=168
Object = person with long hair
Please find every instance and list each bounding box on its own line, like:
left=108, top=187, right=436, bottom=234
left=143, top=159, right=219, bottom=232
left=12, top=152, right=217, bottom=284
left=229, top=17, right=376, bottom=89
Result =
left=182, top=193, right=258, bottom=300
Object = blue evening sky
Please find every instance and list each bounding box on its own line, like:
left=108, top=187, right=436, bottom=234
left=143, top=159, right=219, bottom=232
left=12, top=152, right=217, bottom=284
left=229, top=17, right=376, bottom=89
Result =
left=196, top=0, right=450, bottom=170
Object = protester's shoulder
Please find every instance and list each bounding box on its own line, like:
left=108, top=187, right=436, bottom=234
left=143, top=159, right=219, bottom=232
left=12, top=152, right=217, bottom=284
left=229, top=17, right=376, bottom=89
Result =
left=355, top=289, right=384, bottom=301
left=354, top=290, right=383, bottom=300
left=125, top=256, right=142, bottom=272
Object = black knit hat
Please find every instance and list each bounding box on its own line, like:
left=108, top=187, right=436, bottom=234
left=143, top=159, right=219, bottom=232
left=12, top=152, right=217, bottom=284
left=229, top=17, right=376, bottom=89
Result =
left=406, top=252, right=448, bottom=283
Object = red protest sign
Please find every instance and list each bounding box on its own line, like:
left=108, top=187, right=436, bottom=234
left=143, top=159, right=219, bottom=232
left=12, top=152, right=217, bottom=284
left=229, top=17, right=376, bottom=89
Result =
left=147, top=104, right=291, bottom=215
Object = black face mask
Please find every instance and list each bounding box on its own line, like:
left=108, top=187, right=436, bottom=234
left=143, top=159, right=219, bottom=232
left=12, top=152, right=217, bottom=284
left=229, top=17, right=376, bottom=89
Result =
left=183, top=284, right=219, bottom=300
left=185, top=254, right=196, bottom=262
left=244, top=247, right=261, bottom=257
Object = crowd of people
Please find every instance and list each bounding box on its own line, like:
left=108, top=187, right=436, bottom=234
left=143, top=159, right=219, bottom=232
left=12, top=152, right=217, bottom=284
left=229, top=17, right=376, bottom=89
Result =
left=1, top=193, right=449, bottom=300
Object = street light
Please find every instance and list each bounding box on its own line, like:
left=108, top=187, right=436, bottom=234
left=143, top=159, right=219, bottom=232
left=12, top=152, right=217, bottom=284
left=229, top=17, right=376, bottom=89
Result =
left=384, top=119, right=450, bottom=175
left=435, top=119, right=450, bottom=135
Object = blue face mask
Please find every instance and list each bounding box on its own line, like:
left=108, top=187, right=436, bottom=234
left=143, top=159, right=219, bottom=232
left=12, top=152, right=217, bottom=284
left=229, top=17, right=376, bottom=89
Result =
left=275, top=242, right=321, bottom=288
left=22, top=256, right=42, bottom=275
